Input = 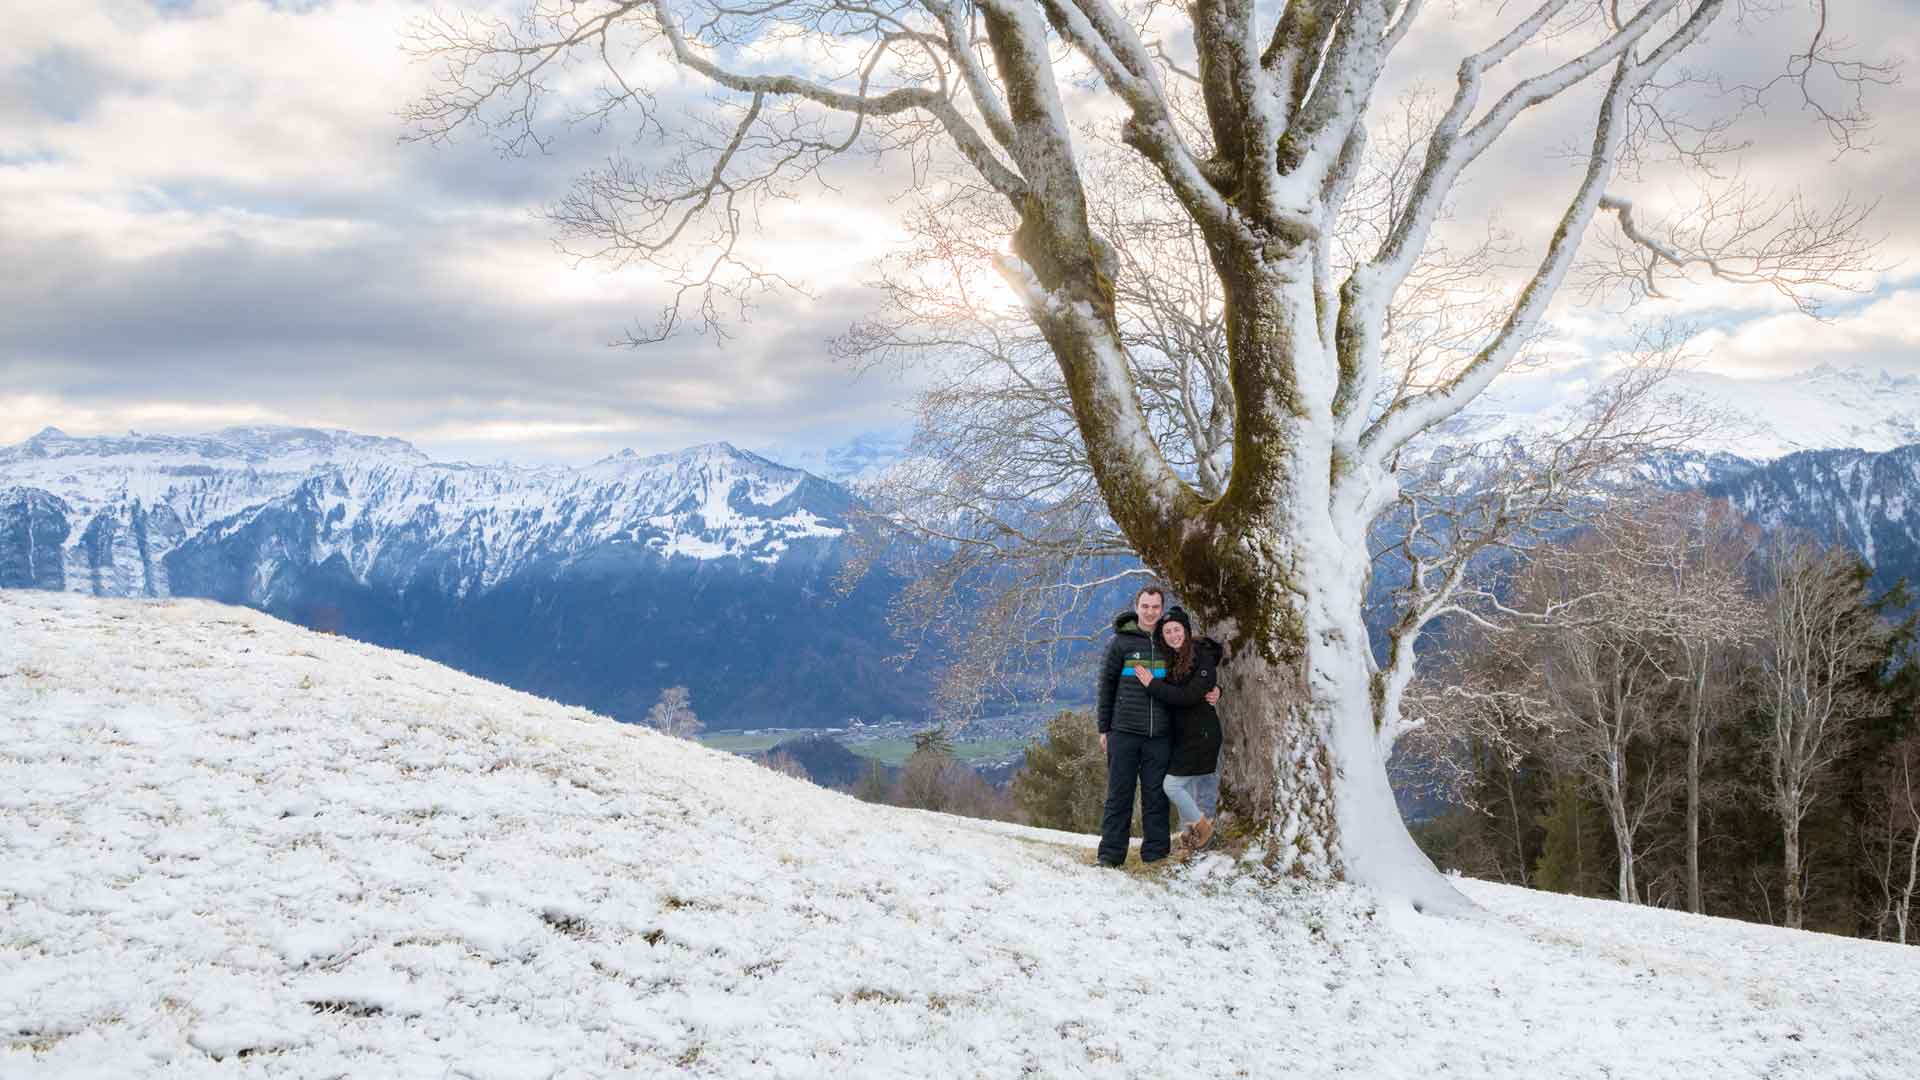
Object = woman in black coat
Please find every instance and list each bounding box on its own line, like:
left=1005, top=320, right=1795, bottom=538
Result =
left=1130, top=606, right=1225, bottom=851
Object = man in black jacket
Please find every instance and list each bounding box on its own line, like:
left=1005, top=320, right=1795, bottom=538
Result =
left=1096, top=585, right=1174, bottom=865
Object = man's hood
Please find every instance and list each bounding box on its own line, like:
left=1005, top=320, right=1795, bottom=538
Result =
left=1112, top=609, right=1155, bottom=639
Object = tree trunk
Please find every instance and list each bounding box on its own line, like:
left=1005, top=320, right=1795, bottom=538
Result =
left=1784, top=818, right=1804, bottom=930
left=1611, top=812, right=1637, bottom=903
left=1211, top=652, right=1337, bottom=873
left=1686, top=715, right=1703, bottom=914
left=1505, top=768, right=1531, bottom=888
left=1605, top=751, right=1638, bottom=904
left=1020, top=220, right=1464, bottom=911
left=1188, top=519, right=1467, bottom=914
left=1899, top=823, right=1917, bottom=945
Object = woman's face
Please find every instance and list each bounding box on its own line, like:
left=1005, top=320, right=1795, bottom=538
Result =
left=1162, top=621, right=1187, bottom=649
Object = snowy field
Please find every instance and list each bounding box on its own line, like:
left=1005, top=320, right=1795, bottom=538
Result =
left=4, top=592, right=1917, bottom=1078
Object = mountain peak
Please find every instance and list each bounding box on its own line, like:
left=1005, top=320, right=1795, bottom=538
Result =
left=0, top=424, right=430, bottom=468
left=682, top=440, right=756, bottom=461
left=590, top=440, right=792, bottom=474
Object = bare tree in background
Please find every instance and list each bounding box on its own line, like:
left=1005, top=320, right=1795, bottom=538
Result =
left=407, top=0, right=1890, bottom=909
left=763, top=751, right=813, bottom=781
left=1407, top=493, right=1762, bottom=904
left=1866, top=736, right=1920, bottom=945
left=1433, top=497, right=1756, bottom=905
left=1762, top=541, right=1888, bottom=930
left=1399, top=629, right=1556, bottom=887
left=1603, top=491, right=1762, bottom=913
left=1520, top=536, right=1675, bottom=904
left=646, top=685, right=703, bottom=740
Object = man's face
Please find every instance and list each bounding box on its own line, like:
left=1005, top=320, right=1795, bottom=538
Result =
left=1135, top=592, right=1163, bottom=631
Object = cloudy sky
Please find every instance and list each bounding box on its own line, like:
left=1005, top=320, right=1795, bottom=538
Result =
left=2, top=0, right=1915, bottom=466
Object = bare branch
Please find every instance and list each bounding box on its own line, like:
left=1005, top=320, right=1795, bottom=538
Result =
left=1588, top=184, right=1883, bottom=316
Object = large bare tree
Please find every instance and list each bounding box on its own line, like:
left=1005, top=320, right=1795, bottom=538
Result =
left=407, top=0, right=1887, bottom=909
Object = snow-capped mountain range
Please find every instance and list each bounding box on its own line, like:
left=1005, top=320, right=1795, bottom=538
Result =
left=0, top=425, right=848, bottom=599
left=5, top=363, right=1909, bottom=602
left=753, top=429, right=912, bottom=488
left=3, top=359, right=1917, bottom=725
left=0, top=426, right=919, bottom=729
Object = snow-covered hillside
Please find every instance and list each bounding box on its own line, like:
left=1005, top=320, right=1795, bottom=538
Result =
left=5, top=593, right=1916, bottom=1078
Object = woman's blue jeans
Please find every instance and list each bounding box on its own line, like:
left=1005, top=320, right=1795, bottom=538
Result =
left=1163, top=772, right=1219, bottom=825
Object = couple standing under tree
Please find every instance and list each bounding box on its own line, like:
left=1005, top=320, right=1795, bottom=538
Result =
left=1095, top=585, right=1226, bottom=867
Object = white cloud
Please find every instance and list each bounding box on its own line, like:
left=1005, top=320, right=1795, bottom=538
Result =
left=1689, top=285, right=1920, bottom=379
left=1, top=0, right=1914, bottom=467
left=0, top=391, right=316, bottom=445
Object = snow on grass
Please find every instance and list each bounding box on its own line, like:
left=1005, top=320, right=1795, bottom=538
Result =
left=3, top=591, right=1917, bottom=1078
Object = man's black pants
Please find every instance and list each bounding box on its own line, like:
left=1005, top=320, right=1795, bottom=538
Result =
left=1097, top=730, right=1172, bottom=865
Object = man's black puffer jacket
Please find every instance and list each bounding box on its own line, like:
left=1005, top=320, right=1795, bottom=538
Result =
left=1097, top=611, right=1170, bottom=738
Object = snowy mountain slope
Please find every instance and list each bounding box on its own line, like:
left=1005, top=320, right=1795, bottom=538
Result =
left=5, top=592, right=1917, bottom=1079
left=0, top=426, right=429, bottom=598
left=163, top=442, right=848, bottom=603
left=753, top=430, right=912, bottom=489
left=1704, top=443, right=1920, bottom=586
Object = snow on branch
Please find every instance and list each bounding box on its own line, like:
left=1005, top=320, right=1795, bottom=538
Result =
left=1033, top=0, right=1237, bottom=235
left=1356, top=2, right=1737, bottom=468
left=1334, top=0, right=1679, bottom=431
left=1345, top=0, right=1891, bottom=448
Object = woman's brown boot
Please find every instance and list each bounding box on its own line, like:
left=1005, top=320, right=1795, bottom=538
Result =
left=1191, top=817, right=1214, bottom=850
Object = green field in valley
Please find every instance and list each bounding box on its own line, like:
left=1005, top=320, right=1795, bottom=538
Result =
left=696, top=731, right=793, bottom=754
left=845, top=736, right=1030, bottom=767
left=699, top=730, right=1033, bottom=767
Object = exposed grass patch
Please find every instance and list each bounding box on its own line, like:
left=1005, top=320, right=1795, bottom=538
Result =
left=541, top=910, right=589, bottom=938
left=10, top=1030, right=73, bottom=1053
left=1072, top=847, right=1181, bottom=880
left=306, top=1000, right=383, bottom=1018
